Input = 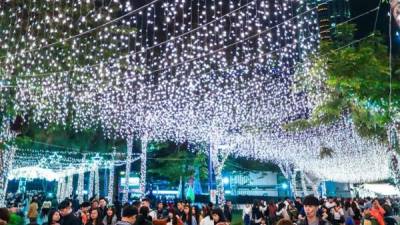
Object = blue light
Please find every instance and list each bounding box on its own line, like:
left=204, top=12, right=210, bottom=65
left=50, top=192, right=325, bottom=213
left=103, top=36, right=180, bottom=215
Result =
left=282, top=183, right=288, bottom=189
left=223, top=177, right=230, bottom=184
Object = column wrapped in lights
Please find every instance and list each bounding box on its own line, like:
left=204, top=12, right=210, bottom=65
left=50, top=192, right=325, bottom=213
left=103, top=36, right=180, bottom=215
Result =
left=57, top=178, right=63, bottom=202
left=139, top=138, right=148, bottom=198
left=209, top=141, right=231, bottom=206
left=300, top=171, right=307, bottom=197
left=107, top=150, right=116, bottom=204
left=291, top=171, right=298, bottom=197
left=67, top=174, right=74, bottom=199
left=95, top=167, right=100, bottom=198
left=123, top=138, right=133, bottom=203
left=88, top=170, right=94, bottom=199
left=77, top=155, right=86, bottom=202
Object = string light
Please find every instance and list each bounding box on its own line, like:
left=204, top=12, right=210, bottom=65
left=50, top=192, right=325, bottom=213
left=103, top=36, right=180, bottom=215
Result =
left=123, top=138, right=133, bottom=203
left=140, top=138, right=148, bottom=198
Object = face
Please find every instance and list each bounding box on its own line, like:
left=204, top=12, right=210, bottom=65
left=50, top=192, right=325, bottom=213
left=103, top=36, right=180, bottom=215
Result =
left=91, top=210, right=99, bottom=220
left=107, top=209, right=113, bottom=216
left=304, top=205, right=317, bottom=218
left=52, top=212, right=61, bottom=222
left=142, top=201, right=150, bottom=208
left=168, top=213, right=173, bottom=219
left=372, top=200, right=379, bottom=208
left=60, top=207, right=71, bottom=216
left=82, top=206, right=90, bottom=213
left=177, top=203, right=183, bottom=210
left=212, top=214, right=220, bottom=222
left=99, top=199, right=107, bottom=207
left=158, top=203, right=163, bottom=209
left=184, top=206, right=190, bottom=214
left=92, top=202, right=99, bottom=209
left=227, top=201, right=232, bottom=207
left=192, top=207, right=196, bottom=214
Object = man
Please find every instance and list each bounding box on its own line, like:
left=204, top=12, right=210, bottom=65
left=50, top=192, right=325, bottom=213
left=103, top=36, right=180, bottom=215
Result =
left=59, top=200, right=82, bottom=225
left=99, top=198, right=108, bottom=219
left=223, top=200, right=233, bottom=222
left=325, top=198, right=336, bottom=210
left=155, top=202, right=168, bottom=220
left=116, top=205, right=138, bottom=225
left=141, top=198, right=157, bottom=220
left=75, top=202, right=90, bottom=225
left=176, top=201, right=184, bottom=218
left=295, top=197, right=304, bottom=213
left=297, top=195, right=330, bottom=225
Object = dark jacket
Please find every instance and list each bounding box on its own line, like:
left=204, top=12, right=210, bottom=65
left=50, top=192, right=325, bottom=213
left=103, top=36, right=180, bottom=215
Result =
left=61, top=212, right=83, bottom=225
left=297, top=218, right=331, bottom=225
left=223, top=205, right=233, bottom=222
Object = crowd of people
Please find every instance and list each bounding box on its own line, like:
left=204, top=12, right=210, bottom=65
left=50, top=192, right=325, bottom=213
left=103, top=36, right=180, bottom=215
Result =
left=0, top=196, right=232, bottom=225
left=0, top=195, right=399, bottom=225
left=242, top=196, right=400, bottom=225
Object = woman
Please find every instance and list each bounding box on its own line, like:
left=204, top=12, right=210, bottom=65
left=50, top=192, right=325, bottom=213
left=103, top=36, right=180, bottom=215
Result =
left=87, top=208, right=104, bottom=225
left=27, top=198, right=39, bottom=224
left=167, top=209, right=183, bottom=225
left=276, top=202, right=290, bottom=221
left=182, top=204, right=197, bottom=225
left=343, top=201, right=355, bottom=222
left=42, top=210, right=61, bottom=225
left=332, top=204, right=345, bottom=225
left=211, top=208, right=229, bottom=225
left=192, top=206, right=200, bottom=225
left=242, top=204, right=251, bottom=225
left=102, top=207, right=117, bottom=225
left=369, top=199, right=385, bottom=225
left=199, top=205, right=213, bottom=225
left=267, top=201, right=277, bottom=225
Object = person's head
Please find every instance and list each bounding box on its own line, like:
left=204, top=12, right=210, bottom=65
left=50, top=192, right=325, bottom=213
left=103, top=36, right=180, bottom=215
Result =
left=372, top=199, right=380, bottom=209
left=140, top=206, right=149, bottom=217
left=226, top=201, right=232, bottom=207
left=277, top=219, right=292, bottom=225
left=260, top=218, right=267, bottom=225
left=99, top=198, right=107, bottom=208
left=211, top=208, right=226, bottom=223
left=184, top=204, right=191, bottom=215
left=177, top=201, right=184, bottom=211
left=296, top=197, right=302, bottom=203
left=168, top=209, right=178, bottom=225
left=141, top=198, right=151, bottom=208
left=0, top=208, right=10, bottom=225
left=106, top=207, right=115, bottom=217
left=90, top=208, right=100, bottom=220
left=303, top=195, right=320, bottom=219
left=80, top=202, right=91, bottom=213
left=157, top=202, right=164, bottom=210
left=91, top=200, right=99, bottom=209
left=58, top=200, right=73, bottom=216
left=122, top=205, right=138, bottom=224
left=47, top=209, right=61, bottom=224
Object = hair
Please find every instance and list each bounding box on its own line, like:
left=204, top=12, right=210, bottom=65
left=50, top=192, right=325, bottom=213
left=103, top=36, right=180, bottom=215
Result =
left=277, top=219, right=293, bottom=225
left=192, top=205, right=200, bottom=225
left=182, top=204, right=193, bottom=225
left=122, top=205, right=138, bottom=218
left=88, top=208, right=102, bottom=225
left=201, top=205, right=211, bottom=218
left=47, top=209, right=60, bottom=225
left=211, top=208, right=226, bottom=224
left=140, top=206, right=150, bottom=218
left=58, top=200, right=71, bottom=210
left=0, top=208, right=10, bottom=224
left=81, top=202, right=91, bottom=208
left=105, top=207, right=115, bottom=225
left=344, top=201, right=351, bottom=210
left=167, top=209, right=179, bottom=225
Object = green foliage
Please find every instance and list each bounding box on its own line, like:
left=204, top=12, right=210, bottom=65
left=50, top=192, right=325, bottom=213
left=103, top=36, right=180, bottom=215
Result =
left=285, top=23, right=400, bottom=142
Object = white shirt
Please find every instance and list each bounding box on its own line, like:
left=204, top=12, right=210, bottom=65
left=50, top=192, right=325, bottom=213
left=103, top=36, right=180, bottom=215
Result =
left=200, top=216, right=214, bottom=225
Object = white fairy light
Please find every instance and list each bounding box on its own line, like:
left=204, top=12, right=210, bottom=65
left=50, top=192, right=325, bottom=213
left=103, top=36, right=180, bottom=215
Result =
left=140, top=138, right=148, bottom=198
left=123, top=138, right=133, bottom=203
left=88, top=170, right=94, bottom=199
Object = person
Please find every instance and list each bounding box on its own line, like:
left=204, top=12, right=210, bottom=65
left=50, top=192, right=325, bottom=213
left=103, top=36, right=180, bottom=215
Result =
left=267, top=201, right=278, bottom=225
left=192, top=206, right=200, bottom=225
left=87, top=208, right=104, bottom=225
left=59, top=200, right=82, bottom=225
left=295, top=197, right=304, bottom=213
left=297, top=195, right=330, bottom=225
left=136, top=206, right=153, bottom=225
left=343, top=202, right=354, bottom=223
left=167, top=209, right=183, bottom=225
left=277, top=202, right=290, bottom=221
left=200, top=205, right=213, bottom=225
left=211, top=208, right=229, bottom=225
left=41, top=198, right=52, bottom=218
left=43, top=209, right=61, bottom=225
left=103, top=207, right=117, bottom=225
left=0, top=208, right=10, bottom=225
left=156, top=202, right=168, bottom=220
left=242, top=204, right=251, bottom=225
left=177, top=202, right=185, bottom=219
left=369, top=199, right=385, bottom=225
left=141, top=198, right=157, bottom=220
left=115, top=205, right=138, bottom=225
left=350, top=202, right=361, bottom=225
left=182, top=204, right=197, bottom=225
left=252, top=201, right=262, bottom=225
left=92, top=200, right=100, bottom=210
left=8, top=203, right=24, bottom=225
left=278, top=219, right=293, bottom=225
left=223, top=201, right=232, bottom=223
left=76, top=202, right=91, bottom=225
left=332, top=204, right=344, bottom=225
left=99, top=198, right=108, bottom=219
left=28, top=198, right=39, bottom=224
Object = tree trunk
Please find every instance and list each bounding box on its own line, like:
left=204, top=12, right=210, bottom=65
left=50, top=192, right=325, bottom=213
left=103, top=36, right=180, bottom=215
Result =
left=140, top=138, right=148, bottom=199
left=123, top=138, right=133, bottom=203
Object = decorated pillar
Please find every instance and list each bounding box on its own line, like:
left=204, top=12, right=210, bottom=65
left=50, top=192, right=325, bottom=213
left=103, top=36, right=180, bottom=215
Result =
left=88, top=170, right=94, bottom=199
left=95, top=167, right=100, bottom=198
left=123, top=138, right=133, bottom=203
left=140, top=137, right=148, bottom=199
left=209, top=141, right=231, bottom=207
